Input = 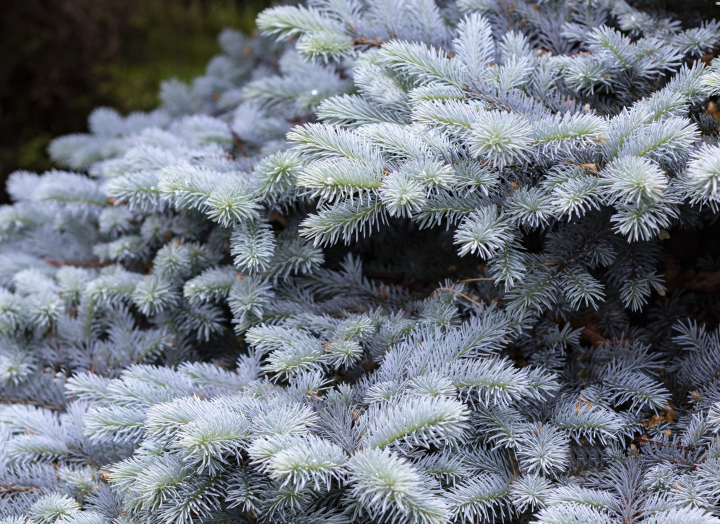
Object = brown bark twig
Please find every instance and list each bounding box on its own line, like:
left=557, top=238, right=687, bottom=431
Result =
left=43, top=259, right=112, bottom=268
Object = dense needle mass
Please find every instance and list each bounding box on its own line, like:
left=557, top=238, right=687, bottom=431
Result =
left=2, top=1, right=720, bottom=524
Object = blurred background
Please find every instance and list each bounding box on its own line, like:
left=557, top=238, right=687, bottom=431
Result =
left=0, top=0, right=271, bottom=199
left=1, top=0, right=719, bottom=204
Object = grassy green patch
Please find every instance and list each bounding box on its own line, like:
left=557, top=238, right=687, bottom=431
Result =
left=94, top=0, right=269, bottom=112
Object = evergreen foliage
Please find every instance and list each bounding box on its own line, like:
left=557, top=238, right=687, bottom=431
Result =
left=2, top=1, right=720, bottom=523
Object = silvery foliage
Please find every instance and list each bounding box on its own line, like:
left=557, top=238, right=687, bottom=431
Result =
left=2, top=1, right=720, bottom=523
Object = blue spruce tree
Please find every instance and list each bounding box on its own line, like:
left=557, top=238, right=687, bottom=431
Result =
left=2, top=1, right=720, bottom=523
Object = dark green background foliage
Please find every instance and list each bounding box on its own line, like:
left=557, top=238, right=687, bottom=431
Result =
left=0, top=0, right=271, bottom=201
